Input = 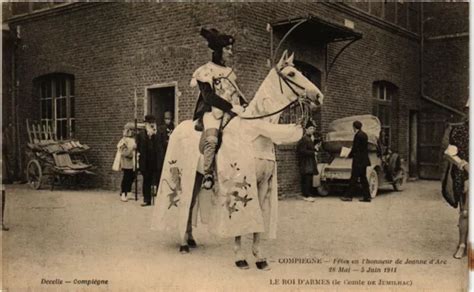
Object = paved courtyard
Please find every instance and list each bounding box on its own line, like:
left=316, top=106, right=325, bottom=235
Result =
left=1, top=180, right=468, bottom=291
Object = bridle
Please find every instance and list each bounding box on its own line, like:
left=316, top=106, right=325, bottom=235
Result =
left=215, top=64, right=318, bottom=127
left=241, top=65, right=316, bottom=127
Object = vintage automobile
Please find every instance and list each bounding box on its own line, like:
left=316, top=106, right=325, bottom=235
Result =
left=315, top=115, right=407, bottom=198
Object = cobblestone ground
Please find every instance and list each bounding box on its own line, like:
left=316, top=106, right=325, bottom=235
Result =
left=2, top=180, right=468, bottom=291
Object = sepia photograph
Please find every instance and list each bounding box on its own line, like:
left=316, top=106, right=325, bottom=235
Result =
left=1, top=1, right=469, bottom=291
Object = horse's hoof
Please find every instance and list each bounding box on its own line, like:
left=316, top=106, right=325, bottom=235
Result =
left=453, top=244, right=466, bottom=259
left=235, top=260, right=249, bottom=269
left=187, top=239, right=197, bottom=248
left=179, top=245, right=190, bottom=254
left=256, top=260, right=271, bottom=271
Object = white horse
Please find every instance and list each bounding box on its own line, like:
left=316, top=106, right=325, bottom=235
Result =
left=152, top=50, right=324, bottom=270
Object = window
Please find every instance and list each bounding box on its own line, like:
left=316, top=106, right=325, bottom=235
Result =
left=372, top=81, right=397, bottom=148
left=37, top=74, right=75, bottom=140
left=408, top=2, right=420, bottom=34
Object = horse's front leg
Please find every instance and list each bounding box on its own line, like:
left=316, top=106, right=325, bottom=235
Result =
left=234, top=236, right=249, bottom=269
left=180, top=172, right=202, bottom=253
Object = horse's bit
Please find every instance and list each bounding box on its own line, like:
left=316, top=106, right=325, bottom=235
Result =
left=215, top=65, right=317, bottom=127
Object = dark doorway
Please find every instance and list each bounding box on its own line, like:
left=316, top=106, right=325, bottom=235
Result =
left=293, top=60, right=322, bottom=131
left=294, top=60, right=322, bottom=88
left=147, top=86, right=175, bottom=126
left=418, top=111, right=447, bottom=179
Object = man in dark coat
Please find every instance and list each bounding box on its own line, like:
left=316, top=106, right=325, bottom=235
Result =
left=137, top=115, right=165, bottom=206
left=157, top=111, right=174, bottom=154
left=297, top=123, right=319, bottom=202
left=341, top=120, right=371, bottom=202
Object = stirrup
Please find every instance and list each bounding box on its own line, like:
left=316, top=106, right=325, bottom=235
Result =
left=202, top=174, right=214, bottom=190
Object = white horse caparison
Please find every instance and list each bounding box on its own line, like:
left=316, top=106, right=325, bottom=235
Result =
left=185, top=50, right=324, bottom=269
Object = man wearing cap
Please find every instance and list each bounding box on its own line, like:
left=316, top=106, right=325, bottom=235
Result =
left=297, top=122, right=320, bottom=202
left=137, top=115, right=165, bottom=206
left=191, top=27, right=248, bottom=190
left=341, top=120, right=371, bottom=202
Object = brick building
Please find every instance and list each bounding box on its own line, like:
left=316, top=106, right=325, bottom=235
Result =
left=2, top=2, right=468, bottom=194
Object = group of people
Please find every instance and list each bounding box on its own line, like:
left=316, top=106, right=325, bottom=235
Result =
left=112, top=25, right=469, bottom=263
left=114, top=111, right=175, bottom=206
left=297, top=105, right=469, bottom=260
left=114, top=27, right=246, bottom=206
left=297, top=120, right=372, bottom=203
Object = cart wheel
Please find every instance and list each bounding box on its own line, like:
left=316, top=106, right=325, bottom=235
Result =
left=368, top=168, right=379, bottom=198
left=27, top=160, right=42, bottom=190
left=316, top=184, right=330, bottom=197
left=393, top=166, right=407, bottom=191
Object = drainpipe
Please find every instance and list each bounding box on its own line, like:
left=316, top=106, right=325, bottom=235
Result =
left=8, top=24, right=22, bottom=180
left=420, top=4, right=466, bottom=118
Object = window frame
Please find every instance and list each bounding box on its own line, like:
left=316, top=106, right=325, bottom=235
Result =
left=38, top=74, right=75, bottom=140
left=372, top=81, right=397, bottom=149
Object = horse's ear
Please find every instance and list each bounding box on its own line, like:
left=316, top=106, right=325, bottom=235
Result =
left=277, top=50, right=288, bottom=68
left=287, top=52, right=295, bottom=66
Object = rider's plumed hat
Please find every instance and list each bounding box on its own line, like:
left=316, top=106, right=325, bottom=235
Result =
left=200, top=28, right=234, bottom=51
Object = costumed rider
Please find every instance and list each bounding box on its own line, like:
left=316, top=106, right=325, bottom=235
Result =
left=443, top=99, right=469, bottom=259
left=191, top=27, right=248, bottom=190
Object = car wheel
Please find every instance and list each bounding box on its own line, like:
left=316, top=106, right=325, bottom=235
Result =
left=368, top=168, right=379, bottom=198
left=317, top=184, right=330, bottom=197
left=393, top=166, right=407, bottom=191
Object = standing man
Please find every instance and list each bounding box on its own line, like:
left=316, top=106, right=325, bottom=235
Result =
left=158, top=111, right=174, bottom=154
left=341, top=120, right=371, bottom=202
left=137, top=115, right=165, bottom=207
left=297, top=122, right=319, bottom=202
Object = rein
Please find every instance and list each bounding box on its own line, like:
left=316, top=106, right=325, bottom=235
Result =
left=217, top=65, right=315, bottom=128
left=240, top=66, right=312, bottom=126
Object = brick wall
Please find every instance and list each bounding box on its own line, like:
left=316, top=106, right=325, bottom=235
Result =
left=8, top=3, right=465, bottom=194
left=233, top=3, right=420, bottom=195
left=10, top=3, right=238, bottom=189
left=423, top=2, right=469, bottom=111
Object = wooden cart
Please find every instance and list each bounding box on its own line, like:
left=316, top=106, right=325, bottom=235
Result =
left=25, top=120, right=95, bottom=190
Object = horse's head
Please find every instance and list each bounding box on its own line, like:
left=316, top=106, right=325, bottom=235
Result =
left=273, top=50, right=324, bottom=108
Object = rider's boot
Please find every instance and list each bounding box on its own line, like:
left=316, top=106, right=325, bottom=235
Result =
left=202, top=128, right=219, bottom=190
